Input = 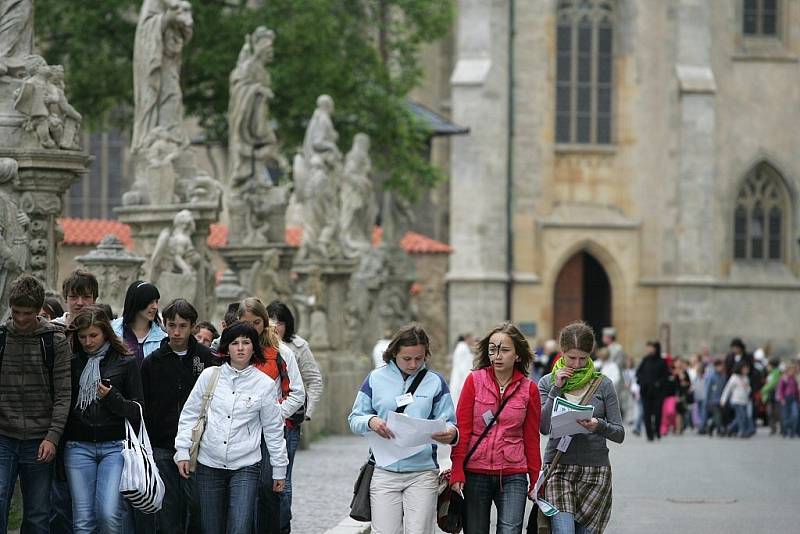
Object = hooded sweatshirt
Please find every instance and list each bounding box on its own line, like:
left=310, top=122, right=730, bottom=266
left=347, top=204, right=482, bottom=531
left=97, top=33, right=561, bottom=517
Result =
left=0, top=317, right=72, bottom=445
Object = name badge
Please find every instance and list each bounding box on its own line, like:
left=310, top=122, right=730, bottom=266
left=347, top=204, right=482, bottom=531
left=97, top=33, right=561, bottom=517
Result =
left=396, top=393, right=414, bottom=408
left=482, top=410, right=494, bottom=426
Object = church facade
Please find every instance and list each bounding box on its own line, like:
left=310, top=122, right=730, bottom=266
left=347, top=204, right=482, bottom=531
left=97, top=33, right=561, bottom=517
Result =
left=447, top=0, right=800, bottom=356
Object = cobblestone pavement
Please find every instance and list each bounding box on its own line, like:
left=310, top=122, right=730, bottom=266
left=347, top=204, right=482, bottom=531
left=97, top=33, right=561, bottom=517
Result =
left=291, top=435, right=371, bottom=533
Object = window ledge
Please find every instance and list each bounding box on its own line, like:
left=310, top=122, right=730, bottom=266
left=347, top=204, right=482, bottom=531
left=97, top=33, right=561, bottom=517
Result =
left=733, top=39, right=797, bottom=62
left=732, top=51, right=798, bottom=62
left=555, top=144, right=616, bottom=155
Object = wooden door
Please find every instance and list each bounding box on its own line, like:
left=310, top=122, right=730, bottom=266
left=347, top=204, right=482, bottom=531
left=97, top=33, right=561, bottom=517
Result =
left=553, top=253, right=584, bottom=337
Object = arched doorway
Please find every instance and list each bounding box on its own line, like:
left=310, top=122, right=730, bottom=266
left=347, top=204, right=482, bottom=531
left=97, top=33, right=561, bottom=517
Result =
left=553, top=251, right=612, bottom=340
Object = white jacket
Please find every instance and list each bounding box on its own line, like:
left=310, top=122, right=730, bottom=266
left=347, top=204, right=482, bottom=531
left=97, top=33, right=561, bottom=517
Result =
left=721, top=374, right=751, bottom=406
left=289, top=335, right=323, bottom=420
left=174, top=363, right=288, bottom=478
left=277, top=342, right=306, bottom=420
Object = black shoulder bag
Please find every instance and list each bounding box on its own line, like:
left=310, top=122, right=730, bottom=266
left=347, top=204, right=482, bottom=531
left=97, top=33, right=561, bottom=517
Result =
left=349, top=369, right=429, bottom=522
left=439, top=385, right=518, bottom=533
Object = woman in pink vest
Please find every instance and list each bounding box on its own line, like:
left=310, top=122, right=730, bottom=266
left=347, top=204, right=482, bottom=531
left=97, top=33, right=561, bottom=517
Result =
left=449, top=323, right=542, bottom=533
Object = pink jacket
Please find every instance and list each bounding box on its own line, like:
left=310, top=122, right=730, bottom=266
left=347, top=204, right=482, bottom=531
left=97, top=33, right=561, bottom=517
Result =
left=450, top=368, right=541, bottom=486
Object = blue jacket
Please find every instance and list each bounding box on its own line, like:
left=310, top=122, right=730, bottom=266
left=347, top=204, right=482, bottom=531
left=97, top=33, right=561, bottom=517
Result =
left=704, top=368, right=726, bottom=406
left=348, top=361, right=456, bottom=473
left=111, top=317, right=167, bottom=360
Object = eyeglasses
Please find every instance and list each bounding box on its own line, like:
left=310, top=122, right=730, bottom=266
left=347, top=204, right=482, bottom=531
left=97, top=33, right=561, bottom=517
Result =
left=488, top=345, right=513, bottom=356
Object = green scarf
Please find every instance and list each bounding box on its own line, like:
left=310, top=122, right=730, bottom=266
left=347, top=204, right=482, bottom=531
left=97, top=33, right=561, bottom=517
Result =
left=552, top=356, right=601, bottom=392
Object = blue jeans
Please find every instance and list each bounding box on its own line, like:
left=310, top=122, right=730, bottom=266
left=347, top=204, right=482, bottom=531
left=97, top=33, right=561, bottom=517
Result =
left=463, top=472, right=528, bottom=534
left=280, top=425, right=301, bottom=533
left=729, top=404, right=754, bottom=437
left=50, top=477, right=73, bottom=533
left=781, top=398, right=798, bottom=437
left=550, top=511, right=594, bottom=534
left=196, top=462, right=260, bottom=534
left=0, top=434, right=54, bottom=534
left=64, top=440, right=125, bottom=534
left=153, top=446, right=200, bottom=533
left=256, top=431, right=293, bottom=534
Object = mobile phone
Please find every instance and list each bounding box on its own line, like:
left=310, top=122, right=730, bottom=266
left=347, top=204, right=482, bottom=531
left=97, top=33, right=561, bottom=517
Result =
left=101, top=379, right=112, bottom=387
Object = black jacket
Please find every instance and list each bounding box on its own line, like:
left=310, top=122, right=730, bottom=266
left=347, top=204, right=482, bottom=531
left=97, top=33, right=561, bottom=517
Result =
left=141, top=336, right=220, bottom=450
left=63, top=347, right=143, bottom=443
left=636, top=354, right=670, bottom=394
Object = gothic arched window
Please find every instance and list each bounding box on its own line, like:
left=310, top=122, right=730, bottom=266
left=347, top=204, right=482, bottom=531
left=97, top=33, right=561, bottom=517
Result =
left=734, top=163, right=789, bottom=261
left=556, top=0, right=615, bottom=145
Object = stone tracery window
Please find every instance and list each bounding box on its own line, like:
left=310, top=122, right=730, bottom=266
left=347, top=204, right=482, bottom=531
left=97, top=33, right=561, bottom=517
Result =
left=555, top=0, right=614, bottom=145
left=743, top=0, right=779, bottom=36
left=733, top=163, right=788, bottom=261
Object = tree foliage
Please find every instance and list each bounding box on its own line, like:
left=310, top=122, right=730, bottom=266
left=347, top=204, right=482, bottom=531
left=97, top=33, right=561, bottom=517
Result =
left=35, top=0, right=453, bottom=197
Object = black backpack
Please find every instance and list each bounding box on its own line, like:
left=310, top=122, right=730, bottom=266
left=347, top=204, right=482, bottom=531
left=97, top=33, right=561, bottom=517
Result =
left=0, top=326, right=57, bottom=400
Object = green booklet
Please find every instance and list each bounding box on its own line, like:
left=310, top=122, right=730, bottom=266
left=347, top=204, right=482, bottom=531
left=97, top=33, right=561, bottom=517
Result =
left=550, top=397, right=594, bottom=438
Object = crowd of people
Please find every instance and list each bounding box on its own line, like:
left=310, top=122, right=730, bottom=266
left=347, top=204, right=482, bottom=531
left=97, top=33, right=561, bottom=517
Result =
left=0, top=269, right=324, bottom=534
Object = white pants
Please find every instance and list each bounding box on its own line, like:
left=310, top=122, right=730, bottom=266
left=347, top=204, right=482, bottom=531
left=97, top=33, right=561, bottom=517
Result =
left=369, top=468, right=438, bottom=534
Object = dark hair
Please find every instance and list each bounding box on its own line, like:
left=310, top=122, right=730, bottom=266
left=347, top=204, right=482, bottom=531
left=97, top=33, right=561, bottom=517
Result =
left=217, top=321, right=265, bottom=365
left=67, top=305, right=130, bottom=356
left=475, top=322, right=534, bottom=375
left=734, top=360, right=750, bottom=375
left=62, top=269, right=99, bottom=300
left=162, top=298, right=198, bottom=325
left=730, top=338, right=745, bottom=351
left=194, top=321, right=219, bottom=339
left=769, top=357, right=781, bottom=368
left=382, top=323, right=432, bottom=363
left=121, top=280, right=160, bottom=326
left=266, top=300, right=296, bottom=342
left=97, top=303, right=116, bottom=321
left=9, top=274, right=45, bottom=310
left=223, top=302, right=240, bottom=327
left=41, top=296, right=65, bottom=320
left=558, top=321, right=596, bottom=354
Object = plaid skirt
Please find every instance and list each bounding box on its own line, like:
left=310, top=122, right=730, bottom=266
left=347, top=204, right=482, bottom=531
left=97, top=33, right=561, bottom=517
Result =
left=543, top=464, right=612, bottom=533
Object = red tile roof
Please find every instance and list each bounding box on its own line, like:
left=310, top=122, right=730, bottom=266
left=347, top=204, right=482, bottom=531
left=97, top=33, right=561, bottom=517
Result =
left=60, top=219, right=452, bottom=255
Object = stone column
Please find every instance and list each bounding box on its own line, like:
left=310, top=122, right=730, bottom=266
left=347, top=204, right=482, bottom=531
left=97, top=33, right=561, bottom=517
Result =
left=76, top=235, right=145, bottom=317
left=447, top=0, right=510, bottom=342
left=114, top=202, right=220, bottom=318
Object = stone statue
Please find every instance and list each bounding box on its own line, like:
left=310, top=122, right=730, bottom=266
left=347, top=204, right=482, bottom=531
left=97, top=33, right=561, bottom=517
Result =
left=340, top=133, right=375, bottom=258
left=294, top=95, right=344, bottom=262
left=46, top=65, right=82, bottom=150
left=0, top=0, right=34, bottom=60
left=0, top=173, right=30, bottom=305
left=228, top=26, right=286, bottom=188
left=150, top=209, right=199, bottom=279
left=131, top=0, right=193, bottom=154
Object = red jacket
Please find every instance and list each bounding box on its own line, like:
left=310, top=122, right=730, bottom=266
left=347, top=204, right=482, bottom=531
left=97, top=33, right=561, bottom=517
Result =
left=450, top=368, right=541, bottom=488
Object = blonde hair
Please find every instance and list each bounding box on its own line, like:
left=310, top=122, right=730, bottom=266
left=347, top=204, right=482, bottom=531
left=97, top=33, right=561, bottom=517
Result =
left=558, top=321, right=596, bottom=354
left=237, top=297, right=281, bottom=350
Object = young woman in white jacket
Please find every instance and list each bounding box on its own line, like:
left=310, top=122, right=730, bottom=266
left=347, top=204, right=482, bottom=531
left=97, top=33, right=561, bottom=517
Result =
left=174, top=321, right=288, bottom=534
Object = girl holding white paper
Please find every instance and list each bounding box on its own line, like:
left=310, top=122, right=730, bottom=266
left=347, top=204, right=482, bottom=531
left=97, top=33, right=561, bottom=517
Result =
left=348, top=323, right=457, bottom=534
left=449, top=322, right=542, bottom=534
left=538, top=322, right=625, bottom=534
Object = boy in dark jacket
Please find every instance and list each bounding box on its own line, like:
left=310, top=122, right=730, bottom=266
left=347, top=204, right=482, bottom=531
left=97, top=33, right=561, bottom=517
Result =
left=0, top=275, right=72, bottom=534
left=141, top=299, right=219, bottom=533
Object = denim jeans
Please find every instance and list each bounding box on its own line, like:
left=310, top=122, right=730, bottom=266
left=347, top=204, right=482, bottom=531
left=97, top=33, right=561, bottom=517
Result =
left=280, top=425, right=301, bottom=533
left=0, top=435, right=54, bottom=534
left=463, top=472, right=528, bottom=534
left=153, top=446, right=200, bottom=533
left=64, top=440, right=125, bottom=534
left=196, top=462, right=260, bottom=534
left=256, top=437, right=283, bottom=534
left=781, top=398, right=798, bottom=437
left=550, top=511, right=594, bottom=534
left=729, top=403, right=754, bottom=437
left=50, top=477, right=73, bottom=533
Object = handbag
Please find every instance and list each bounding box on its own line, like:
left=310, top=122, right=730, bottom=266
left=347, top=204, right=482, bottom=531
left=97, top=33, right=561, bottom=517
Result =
left=349, top=368, right=429, bottom=522
left=189, top=366, right=221, bottom=473
left=437, top=383, right=519, bottom=533
left=119, top=402, right=165, bottom=513
left=527, top=376, right=603, bottom=534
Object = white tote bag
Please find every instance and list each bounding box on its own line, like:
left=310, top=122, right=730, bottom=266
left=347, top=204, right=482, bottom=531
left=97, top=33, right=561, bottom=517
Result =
left=119, top=402, right=165, bottom=513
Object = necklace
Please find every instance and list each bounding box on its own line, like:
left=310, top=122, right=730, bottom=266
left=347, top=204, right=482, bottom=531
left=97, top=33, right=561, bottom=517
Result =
left=496, top=374, right=513, bottom=394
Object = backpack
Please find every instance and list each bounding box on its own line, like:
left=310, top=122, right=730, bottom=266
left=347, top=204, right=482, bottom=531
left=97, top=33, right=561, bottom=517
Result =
left=0, top=326, right=57, bottom=401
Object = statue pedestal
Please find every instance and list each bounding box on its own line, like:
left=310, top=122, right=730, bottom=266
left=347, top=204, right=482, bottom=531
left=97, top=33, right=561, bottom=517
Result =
left=76, top=236, right=146, bottom=318
left=114, top=202, right=220, bottom=318
left=0, top=147, right=91, bottom=289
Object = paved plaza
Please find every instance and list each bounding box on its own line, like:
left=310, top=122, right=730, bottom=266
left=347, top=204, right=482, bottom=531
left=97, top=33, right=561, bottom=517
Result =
left=293, top=428, right=799, bottom=533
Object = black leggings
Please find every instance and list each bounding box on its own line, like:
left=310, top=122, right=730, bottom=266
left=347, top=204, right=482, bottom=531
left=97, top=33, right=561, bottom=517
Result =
left=642, top=389, right=663, bottom=441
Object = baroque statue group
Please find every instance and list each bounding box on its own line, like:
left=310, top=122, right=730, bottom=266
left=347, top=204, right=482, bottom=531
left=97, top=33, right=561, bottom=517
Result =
left=0, top=0, right=417, bottom=360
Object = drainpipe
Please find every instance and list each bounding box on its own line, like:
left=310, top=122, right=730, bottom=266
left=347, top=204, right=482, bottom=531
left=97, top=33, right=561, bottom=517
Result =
left=505, top=0, right=516, bottom=320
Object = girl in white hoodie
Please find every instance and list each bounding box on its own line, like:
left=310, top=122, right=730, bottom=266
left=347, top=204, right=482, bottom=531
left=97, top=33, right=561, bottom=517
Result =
left=174, top=321, right=288, bottom=534
left=721, top=362, right=754, bottom=438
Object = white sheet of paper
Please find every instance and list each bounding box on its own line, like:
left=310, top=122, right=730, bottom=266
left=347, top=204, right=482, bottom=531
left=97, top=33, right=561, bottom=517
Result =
left=366, top=432, right=427, bottom=467
left=387, top=412, right=447, bottom=448
left=550, top=397, right=594, bottom=439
